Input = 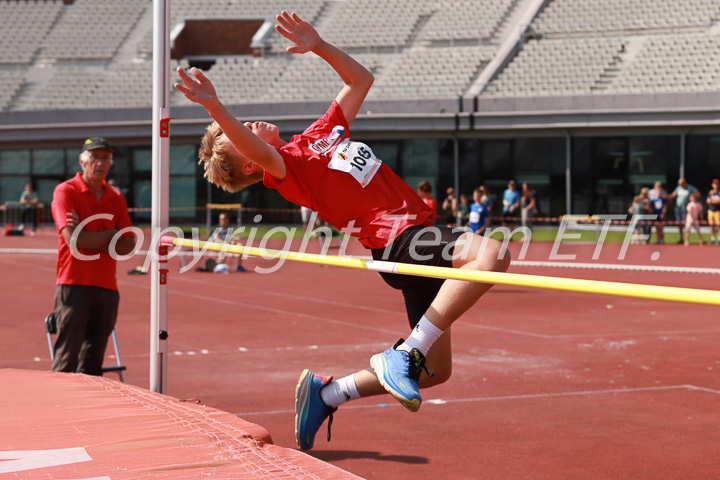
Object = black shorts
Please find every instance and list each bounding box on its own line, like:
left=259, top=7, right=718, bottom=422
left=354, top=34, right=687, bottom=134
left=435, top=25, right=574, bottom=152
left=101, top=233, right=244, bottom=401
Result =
left=371, top=225, right=465, bottom=329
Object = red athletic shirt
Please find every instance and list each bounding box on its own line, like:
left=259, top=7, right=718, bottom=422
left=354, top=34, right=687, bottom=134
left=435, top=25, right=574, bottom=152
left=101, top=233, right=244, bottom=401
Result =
left=422, top=197, right=438, bottom=224
left=264, top=101, right=433, bottom=249
left=52, top=173, right=133, bottom=290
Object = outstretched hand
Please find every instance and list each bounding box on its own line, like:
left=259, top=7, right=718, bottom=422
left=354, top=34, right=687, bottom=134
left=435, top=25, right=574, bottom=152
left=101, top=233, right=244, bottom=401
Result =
left=275, top=11, right=321, bottom=54
left=174, top=67, right=219, bottom=109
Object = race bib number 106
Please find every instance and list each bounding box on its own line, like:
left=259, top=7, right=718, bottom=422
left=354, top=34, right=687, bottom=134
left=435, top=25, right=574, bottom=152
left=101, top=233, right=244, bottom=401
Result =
left=328, top=139, right=382, bottom=188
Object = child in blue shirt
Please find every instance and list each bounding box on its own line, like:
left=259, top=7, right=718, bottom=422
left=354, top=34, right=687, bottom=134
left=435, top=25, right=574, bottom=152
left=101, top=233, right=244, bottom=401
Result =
left=468, top=188, right=490, bottom=235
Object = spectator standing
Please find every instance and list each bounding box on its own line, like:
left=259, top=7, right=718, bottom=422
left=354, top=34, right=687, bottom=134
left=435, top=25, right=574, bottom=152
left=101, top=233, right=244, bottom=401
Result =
left=20, top=183, right=39, bottom=237
left=301, top=205, right=320, bottom=235
left=648, top=181, right=667, bottom=244
left=502, top=180, right=520, bottom=233
left=479, top=185, right=495, bottom=223
left=628, top=194, right=645, bottom=244
left=707, top=179, right=720, bottom=245
left=520, top=182, right=537, bottom=235
left=417, top=180, right=438, bottom=225
left=668, top=178, right=699, bottom=243
left=639, top=186, right=654, bottom=240
left=684, top=192, right=704, bottom=246
left=441, top=187, right=457, bottom=227
left=457, top=193, right=470, bottom=228
left=50, top=137, right=136, bottom=376
left=467, top=188, right=490, bottom=236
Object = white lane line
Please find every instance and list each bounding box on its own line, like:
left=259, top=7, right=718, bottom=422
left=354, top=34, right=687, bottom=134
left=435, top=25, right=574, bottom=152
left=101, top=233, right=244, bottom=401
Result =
left=511, top=260, right=720, bottom=275
left=4, top=247, right=719, bottom=274
left=167, top=289, right=403, bottom=336
left=0, top=248, right=58, bottom=254
left=464, top=323, right=720, bottom=339
left=169, top=274, right=402, bottom=316
left=234, top=384, right=719, bottom=416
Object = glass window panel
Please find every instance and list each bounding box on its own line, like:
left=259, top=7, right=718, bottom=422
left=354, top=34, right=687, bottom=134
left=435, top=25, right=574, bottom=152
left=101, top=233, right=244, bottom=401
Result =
left=629, top=136, right=679, bottom=179
left=480, top=140, right=511, bottom=182
left=33, top=149, right=65, bottom=175
left=169, top=176, right=196, bottom=218
left=593, top=138, right=627, bottom=179
left=458, top=139, right=482, bottom=195
left=170, top=145, right=198, bottom=175
left=436, top=139, right=456, bottom=200
left=367, top=142, right=398, bottom=171
left=710, top=136, right=720, bottom=170
left=108, top=147, right=131, bottom=185
left=134, top=149, right=152, bottom=172
left=686, top=135, right=720, bottom=192
left=514, top=137, right=566, bottom=216
left=514, top=138, right=553, bottom=173
left=0, top=150, right=30, bottom=174
left=133, top=179, right=152, bottom=220
left=0, top=177, right=30, bottom=204
left=402, top=140, right=439, bottom=176
left=592, top=138, right=630, bottom=214
left=35, top=179, right=60, bottom=204
left=571, top=138, right=594, bottom=214
left=65, top=148, right=82, bottom=175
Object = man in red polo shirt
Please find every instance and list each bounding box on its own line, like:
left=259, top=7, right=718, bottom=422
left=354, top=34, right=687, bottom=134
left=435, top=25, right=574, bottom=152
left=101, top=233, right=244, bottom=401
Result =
left=50, top=137, right=136, bottom=376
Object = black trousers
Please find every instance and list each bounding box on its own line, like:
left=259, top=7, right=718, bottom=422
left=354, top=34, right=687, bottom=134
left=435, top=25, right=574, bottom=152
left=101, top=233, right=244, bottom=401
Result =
left=51, top=285, right=119, bottom=376
left=371, top=225, right=464, bottom=329
left=22, top=206, right=37, bottom=230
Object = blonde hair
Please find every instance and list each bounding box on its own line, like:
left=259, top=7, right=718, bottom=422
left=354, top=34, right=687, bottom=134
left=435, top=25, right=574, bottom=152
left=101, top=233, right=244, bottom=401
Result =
left=198, top=122, right=264, bottom=193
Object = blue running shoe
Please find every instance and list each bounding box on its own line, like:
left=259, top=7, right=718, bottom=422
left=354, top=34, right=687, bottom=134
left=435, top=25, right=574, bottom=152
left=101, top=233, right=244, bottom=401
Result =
left=370, top=339, right=433, bottom=412
left=295, top=369, right=337, bottom=450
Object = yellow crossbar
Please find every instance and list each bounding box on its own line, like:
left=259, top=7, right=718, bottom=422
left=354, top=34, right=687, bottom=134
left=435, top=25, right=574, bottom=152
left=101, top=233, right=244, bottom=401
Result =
left=163, top=237, right=720, bottom=307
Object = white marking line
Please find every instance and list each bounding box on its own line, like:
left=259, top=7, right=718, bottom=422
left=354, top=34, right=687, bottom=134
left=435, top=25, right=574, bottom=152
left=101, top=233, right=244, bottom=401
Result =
left=82, top=342, right=388, bottom=362
left=234, top=384, right=720, bottom=416
left=170, top=273, right=402, bottom=316
left=511, top=260, right=720, bottom=275
left=443, top=384, right=720, bottom=404
left=233, top=342, right=384, bottom=353
left=4, top=247, right=719, bottom=274
left=0, top=248, right=58, bottom=254
left=114, top=273, right=404, bottom=336
left=167, top=288, right=403, bottom=336
left=465, top=323, right=720, bottom=339
left=171, top=349, right=211, bottom=356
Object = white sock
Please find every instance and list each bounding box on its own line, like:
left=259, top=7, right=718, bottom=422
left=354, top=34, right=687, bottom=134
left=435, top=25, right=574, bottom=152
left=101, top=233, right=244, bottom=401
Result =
left=399, top=316, right=444, bottom=356
left=319, top=374, right=361, bottom=408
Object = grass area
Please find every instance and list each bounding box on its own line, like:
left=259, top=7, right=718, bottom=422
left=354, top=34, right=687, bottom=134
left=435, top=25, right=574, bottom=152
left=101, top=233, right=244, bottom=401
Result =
left=495, top=226, right=692, bottom=244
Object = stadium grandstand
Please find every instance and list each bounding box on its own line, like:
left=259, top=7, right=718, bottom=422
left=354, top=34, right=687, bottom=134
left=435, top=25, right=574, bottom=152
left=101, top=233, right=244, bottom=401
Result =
left=0, top=0, right=718, bottom=225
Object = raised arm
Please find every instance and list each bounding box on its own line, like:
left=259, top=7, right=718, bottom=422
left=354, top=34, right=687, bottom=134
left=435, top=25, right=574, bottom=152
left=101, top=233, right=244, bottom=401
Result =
left=174, top=67, right=286, bottom=180
left=275, top=11, right=373, bottom=124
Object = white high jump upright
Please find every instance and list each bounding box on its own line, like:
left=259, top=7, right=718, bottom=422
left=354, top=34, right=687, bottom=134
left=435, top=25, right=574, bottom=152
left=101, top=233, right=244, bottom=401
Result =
left=150, top=0, right=171, bottom=394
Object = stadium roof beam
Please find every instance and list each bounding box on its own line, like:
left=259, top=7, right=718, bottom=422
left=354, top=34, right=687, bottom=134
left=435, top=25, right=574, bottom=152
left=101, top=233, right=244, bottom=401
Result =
left=0, top=91, right=718, bottom=146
